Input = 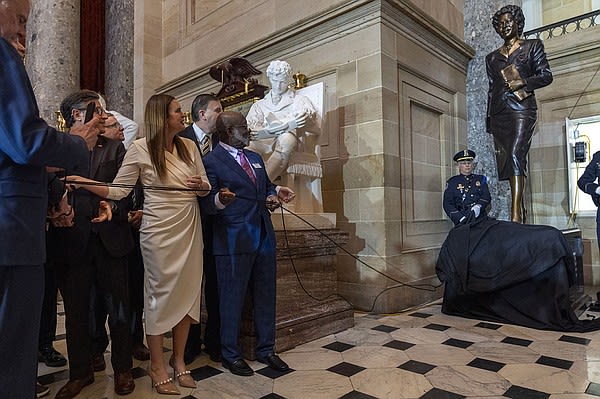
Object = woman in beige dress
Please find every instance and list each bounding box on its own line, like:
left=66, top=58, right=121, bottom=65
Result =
left=68, top=94, right=210, bottom=395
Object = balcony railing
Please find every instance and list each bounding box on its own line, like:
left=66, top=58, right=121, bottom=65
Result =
left=524, top=9, right=600, bottom=39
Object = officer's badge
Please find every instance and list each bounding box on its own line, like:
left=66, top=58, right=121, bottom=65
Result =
left=475, top=181, right=481, bottom=187
left=457, top=183, right=464, bottom=191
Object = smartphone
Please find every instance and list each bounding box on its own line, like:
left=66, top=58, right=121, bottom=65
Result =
left=83, top=102, right=96, bottom=123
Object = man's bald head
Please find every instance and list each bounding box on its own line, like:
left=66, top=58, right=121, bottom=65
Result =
left=216, top=111, right=250, bottom=149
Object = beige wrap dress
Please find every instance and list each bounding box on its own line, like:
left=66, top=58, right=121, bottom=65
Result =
left=106, top=137, right=208, bottom=335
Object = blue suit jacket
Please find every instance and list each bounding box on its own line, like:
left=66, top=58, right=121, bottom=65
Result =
left=201, top=144, right=277, bottom=255
left=0, top=38, right=89, bottom=266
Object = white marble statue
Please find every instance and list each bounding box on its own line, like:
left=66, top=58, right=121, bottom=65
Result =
left=247, top=60, right=324, bottom=213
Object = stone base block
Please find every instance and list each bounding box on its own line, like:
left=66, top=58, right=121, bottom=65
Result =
left=239, top=226, right=352, bottom=359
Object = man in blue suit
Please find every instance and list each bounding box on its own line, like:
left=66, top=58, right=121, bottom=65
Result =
left=0, top=2, right=101, bottom=397
left=202, top=111, right=295, bottom=376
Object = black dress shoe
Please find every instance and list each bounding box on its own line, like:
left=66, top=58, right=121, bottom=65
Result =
left=257, top=353, right=289, bottom=371
left=92, top=353, right=106, bottom=372
left=114, top=370, right=135, bottom=395
left=38, top=345, right=67, bottom=367
left=222, top=358, right=254, bottom=376
left=55, top=375, right=94, bottom=399
left=132, top=343, right=150, bottom=361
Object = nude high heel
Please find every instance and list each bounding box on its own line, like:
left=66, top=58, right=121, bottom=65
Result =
left=169, top=356, right=196, bottom=388
left=147, top=368, right=180, bottom=395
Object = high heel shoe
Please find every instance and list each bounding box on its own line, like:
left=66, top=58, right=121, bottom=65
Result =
left=147, top=368, right=180, bottom=395
left=169, top=356, right=196, bottom=388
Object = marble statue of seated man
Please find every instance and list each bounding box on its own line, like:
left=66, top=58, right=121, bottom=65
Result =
left=246, top=60, right=323, bottom=213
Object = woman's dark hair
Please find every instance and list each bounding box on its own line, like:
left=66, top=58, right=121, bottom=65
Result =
left=492, top=4, right=525, bottom=37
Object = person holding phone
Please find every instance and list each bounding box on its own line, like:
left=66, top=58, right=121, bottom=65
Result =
left=0, top=2, right=105, bottom=398
left=65, top=94, right=211, bottom=395
left=50, top=90, right=137, bottom=398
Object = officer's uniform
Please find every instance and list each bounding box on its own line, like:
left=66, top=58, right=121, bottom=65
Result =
left=443, top=150, right=491, bottom=225
left=577, top=151, right=600, bottom=249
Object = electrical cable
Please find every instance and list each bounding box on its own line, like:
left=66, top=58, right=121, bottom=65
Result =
left=67, top=178, right=443, bottom=314
left=275, top=204, right=442, bottom=313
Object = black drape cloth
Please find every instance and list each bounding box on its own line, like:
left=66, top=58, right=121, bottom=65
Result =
left=436, top=216, right=600, bottom=332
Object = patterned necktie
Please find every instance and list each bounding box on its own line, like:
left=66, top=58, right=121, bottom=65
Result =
left=200, top=135, right=210, bottom=156
left=238, top=149, right=256, bottom=184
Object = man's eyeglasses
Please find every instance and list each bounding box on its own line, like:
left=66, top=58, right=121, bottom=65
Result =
left=228, top=125, right=250, bottom=132
left=105, top=122, right=123, bottom=129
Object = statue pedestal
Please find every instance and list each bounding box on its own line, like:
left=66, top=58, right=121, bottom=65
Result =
left=239, top=213, right=353, bottom=359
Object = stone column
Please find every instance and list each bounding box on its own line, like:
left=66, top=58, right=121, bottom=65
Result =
left=464, top=0, right=522, bottom=220
left=105, top=0, right=135, bottom=118
left=26, top=0, right=80, bottom=126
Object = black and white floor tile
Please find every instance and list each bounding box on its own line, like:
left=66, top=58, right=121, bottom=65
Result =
left=38, top=300, right=600, bottom=398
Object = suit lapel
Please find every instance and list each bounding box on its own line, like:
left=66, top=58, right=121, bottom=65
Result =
left=180, top=126, right=200, bottom=150
left=90, top=140, right=106, bottom=178
left=214, top=146, right=255, bottom=185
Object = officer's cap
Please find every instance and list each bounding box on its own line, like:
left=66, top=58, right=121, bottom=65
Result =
left=453, top=149, right=476, bottom=162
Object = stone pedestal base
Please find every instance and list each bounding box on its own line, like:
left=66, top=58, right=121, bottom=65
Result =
left=239, top=220, right=353, bottom=359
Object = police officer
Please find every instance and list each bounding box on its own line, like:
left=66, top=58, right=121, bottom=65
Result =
left=443, top=150, right=491, bottom=225
left=578, top=151, right=600, bottom=249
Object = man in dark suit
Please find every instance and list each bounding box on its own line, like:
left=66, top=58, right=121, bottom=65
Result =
left=202, top=111, right=295, bottom=376
left=0, top=2, right=101, bottom=398
left=178, top=94, right=224, bottom=364
left=578, top=151, right=600, bottom=252
left=50, top=91, right=135, bottom=398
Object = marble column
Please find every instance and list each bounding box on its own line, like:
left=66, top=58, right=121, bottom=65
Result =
left=26, top=0, right=80, bottom=126
left=105, top=0, right=135, bottom=118
left=464, top=0, right=522, bottom=220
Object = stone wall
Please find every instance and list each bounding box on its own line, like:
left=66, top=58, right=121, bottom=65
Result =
left=142, top=0, right=472, bottom=312
left=529, top=25, right=600, bottom=283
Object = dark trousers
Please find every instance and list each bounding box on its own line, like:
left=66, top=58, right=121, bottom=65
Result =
left=94, top=228, right=145, bottom=353
left=38, top=260, right=58, bottom=348
left=216, top=233, right=276, bottom=362
left=185, top=248, right=221, bottom=354
left=128, top=229, right=145, bottom=346
left=596, top=208, right=600, bottom=253
left=57, top=236, right=132, bottom=379
left=0, top=265, right=44, bottom=399
left=203, top=252, right=220, bottom=353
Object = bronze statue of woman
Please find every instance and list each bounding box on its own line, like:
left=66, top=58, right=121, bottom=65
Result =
left=486, top=4, right=553, bottom=223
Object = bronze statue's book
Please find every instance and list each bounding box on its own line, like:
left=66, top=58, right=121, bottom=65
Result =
left=500, top=64, right=532, bottom=101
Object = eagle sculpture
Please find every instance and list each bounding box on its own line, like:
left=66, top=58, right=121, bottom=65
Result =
left=209, top=57, right=269, bottom=107
left=209, top=57, right=262, bottom=95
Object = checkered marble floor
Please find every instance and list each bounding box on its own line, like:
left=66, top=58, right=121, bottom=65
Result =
left=38, top=299, right=600, bottom=399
